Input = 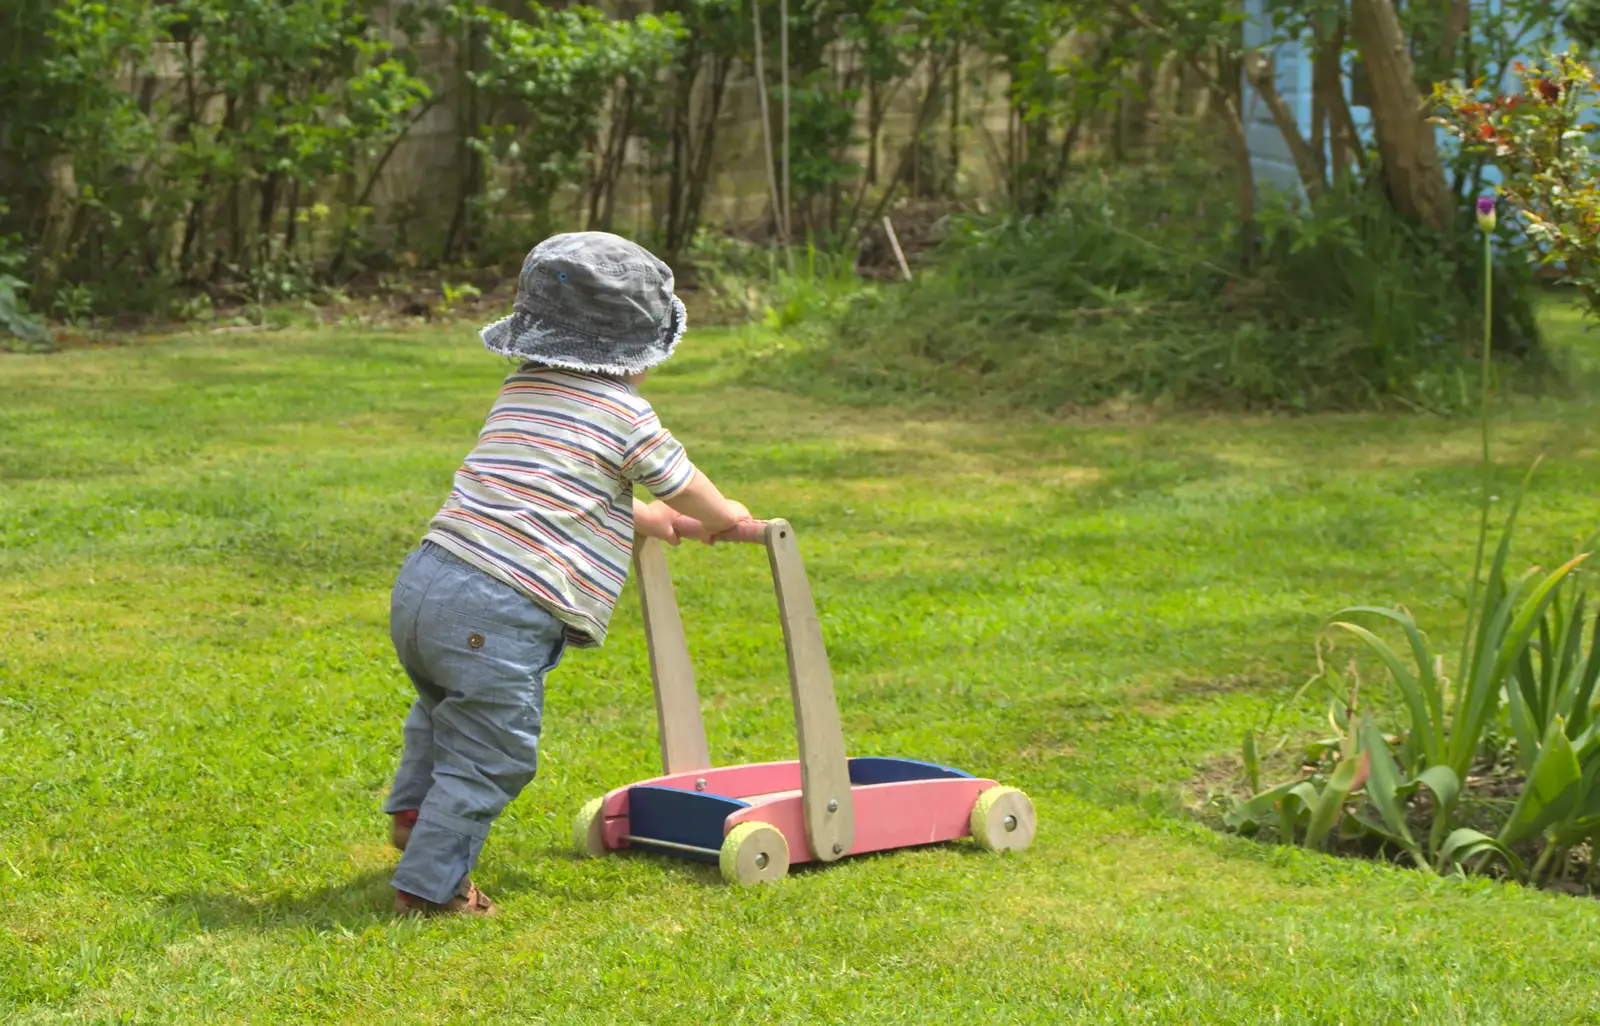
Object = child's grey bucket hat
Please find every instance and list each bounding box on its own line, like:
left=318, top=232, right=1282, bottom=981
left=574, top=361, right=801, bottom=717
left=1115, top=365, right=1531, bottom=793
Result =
left=479, top=231, right=686, bottom=376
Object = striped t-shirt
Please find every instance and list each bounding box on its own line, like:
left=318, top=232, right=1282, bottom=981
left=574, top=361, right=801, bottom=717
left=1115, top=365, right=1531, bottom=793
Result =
left=422, top=365, right=697, bottom=647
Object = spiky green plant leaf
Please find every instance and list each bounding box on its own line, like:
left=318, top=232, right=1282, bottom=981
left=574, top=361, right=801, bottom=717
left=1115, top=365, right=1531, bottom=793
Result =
left=0, top=275, right=52, bottom=349
left=1356, top=717, right=1427, bottom=868
left=1224, top=779, right=1300, bottom=834
left=1440, top=827, right=1528, bottom=879
left=1303, top=756, right=1363, bottom=850
left=1566, top=598, right=1600, bottom=738
left=1452, top=555, right=1588, bottom=779
left=1276, top=781, right=1321, bottom=845
left=1332, top=605, right=1444, bottom=768
left=1328, top=615, right=1441, bottom=771
left=1414, top=764, right=1461, bottom=811
left=1498, top=716, right=1583, bottom=849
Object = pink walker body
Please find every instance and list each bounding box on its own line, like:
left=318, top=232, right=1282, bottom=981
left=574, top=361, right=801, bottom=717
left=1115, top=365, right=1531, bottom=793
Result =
left=572, top=519, right=1036, bottom=885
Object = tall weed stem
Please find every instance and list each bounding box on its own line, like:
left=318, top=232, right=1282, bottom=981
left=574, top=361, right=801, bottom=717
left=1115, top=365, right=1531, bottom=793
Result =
left=1458, top=216, right=1496, bottom=695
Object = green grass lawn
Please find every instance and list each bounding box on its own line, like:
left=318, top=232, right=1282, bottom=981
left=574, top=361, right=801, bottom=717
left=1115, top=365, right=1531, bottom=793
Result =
left=3, top=315, right=1600, bottom=1023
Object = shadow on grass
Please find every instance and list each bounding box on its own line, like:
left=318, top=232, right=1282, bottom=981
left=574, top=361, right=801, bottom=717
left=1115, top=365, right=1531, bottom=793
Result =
left=162, top=869, right=402, bottom=932
left=161, top=850, right=734, bottom=934
left=496, top=838, right=1003, bottom=893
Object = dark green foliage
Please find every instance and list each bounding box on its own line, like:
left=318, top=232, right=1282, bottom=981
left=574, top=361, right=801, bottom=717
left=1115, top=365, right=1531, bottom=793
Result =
left=0, top=275, right=52, bottom=352
left=752, top=163, right=1524, bottom=413
left=1567, top=0, right=1600, bottom=51
left=0, top=203, right=50, bottom=350
left=418, top=1, right=683, bottom=255
left=3, top=0, right=434, bottom=316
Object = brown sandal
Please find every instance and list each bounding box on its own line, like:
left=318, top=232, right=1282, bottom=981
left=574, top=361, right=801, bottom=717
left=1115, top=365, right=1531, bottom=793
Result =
left=393, top=880, right=498, bottom=918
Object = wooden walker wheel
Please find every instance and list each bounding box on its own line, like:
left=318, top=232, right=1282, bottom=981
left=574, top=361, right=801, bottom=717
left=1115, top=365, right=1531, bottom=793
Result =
left=970, top=786, right=1036, bottom=853
left=719, top=822, right=789, bottom=885
left=573, top=796, right=607, bottom=859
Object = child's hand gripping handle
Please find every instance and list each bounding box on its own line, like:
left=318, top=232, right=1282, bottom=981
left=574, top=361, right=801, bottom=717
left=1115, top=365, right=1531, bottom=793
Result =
left=671, top=515, right=768, bottom=545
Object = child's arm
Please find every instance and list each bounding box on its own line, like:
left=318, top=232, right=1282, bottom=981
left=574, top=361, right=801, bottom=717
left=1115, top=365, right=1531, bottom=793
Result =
left=662, top=470, right=750, bottom=535
left=632, top=498, right=682, bottom=545
left=621, top=406, right=748, bottom=539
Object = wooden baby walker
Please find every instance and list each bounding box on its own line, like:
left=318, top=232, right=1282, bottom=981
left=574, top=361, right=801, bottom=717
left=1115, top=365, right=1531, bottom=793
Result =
left=572, top=517, right=1036, bottom=885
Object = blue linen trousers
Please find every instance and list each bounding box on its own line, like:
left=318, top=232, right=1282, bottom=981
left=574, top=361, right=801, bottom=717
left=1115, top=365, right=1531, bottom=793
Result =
left=383, top=541, right=567, bottom=904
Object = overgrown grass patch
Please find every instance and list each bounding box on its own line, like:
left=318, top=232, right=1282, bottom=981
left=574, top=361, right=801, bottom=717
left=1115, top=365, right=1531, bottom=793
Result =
left=3, top=323, right=1600, bottom=1021
left=739, top=174, right=1563, bottom=415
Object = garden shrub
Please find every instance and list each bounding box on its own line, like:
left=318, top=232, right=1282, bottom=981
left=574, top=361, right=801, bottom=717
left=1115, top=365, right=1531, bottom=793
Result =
left=1223, top=91, right=1600, bottom=888
left=0, top=201, right=51, bottom=351
left=0, top=0, right=684, bottom=319
left=1228, top=484, right=1599, bottom=890
left=2, top=0, right=436, bottom=317
left=1435, top=49, right=1600, bottom=319
left=745, top=159, right=1518, bottom=413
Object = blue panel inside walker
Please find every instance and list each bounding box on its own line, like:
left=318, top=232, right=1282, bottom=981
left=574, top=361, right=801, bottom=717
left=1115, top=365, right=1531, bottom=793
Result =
left=626, top=785, right=749, bottom=863
left=847, top=757, right=974, bottom=785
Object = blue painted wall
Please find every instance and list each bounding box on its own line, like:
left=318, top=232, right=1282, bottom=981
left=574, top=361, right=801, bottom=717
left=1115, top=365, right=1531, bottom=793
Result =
left=1239, top=1, right=1574, bottom=200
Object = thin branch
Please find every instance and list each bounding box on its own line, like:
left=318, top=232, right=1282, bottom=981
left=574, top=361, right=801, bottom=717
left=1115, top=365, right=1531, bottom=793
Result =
left=1244, top=50, right=1327, bottom=200
left=850, top=46, right=956, bottom=244
left=750, top=0, right=787, bottom=246
left=779, top=0, right=791, bottom=240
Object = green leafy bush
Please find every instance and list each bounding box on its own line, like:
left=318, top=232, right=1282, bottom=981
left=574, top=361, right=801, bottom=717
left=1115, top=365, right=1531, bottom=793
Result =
left=1434, top=50, right=1600, bottom=316
left=747, top=163, right=1501, bottom=412
left=0, top=203, right=51, bottom=351
left=2, top=0, right=692, bottom=314
left=4, top=0, right=434, bottom=314
left=0, top=276, right=53, bottom=352
left=432, top=1, right=684, bottom=247
left=1566, top=0, right=1600, bottom=52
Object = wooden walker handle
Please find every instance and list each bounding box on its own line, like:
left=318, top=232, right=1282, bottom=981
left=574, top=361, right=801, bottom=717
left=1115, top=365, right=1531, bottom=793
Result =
left=638, top=513, right=856, bottom=861
left=671, top=516, right=769, bottom=545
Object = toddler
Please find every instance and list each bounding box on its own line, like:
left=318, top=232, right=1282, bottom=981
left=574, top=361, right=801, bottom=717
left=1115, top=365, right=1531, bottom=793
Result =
left=384, top=232, right=752, bottom=916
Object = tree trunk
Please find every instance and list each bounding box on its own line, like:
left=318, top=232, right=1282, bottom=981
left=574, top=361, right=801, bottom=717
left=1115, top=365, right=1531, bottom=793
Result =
left=443, top=18, right=486, bottom=264
left=866, top=77, right=881, bottom=186
left=1126, top=51, right=1156, bottom=153
left=947, top=51, right=960, bottom=185
left=1212, top=91, right=1258, bottom=268
left=664, top=36, right=698, bottom=255
left=1049, top=38, right=1118, bottom=192
left=1437, top=0, right=1472, bottom=69
left=1347, top=0, right=1454, bottom=231
left=285, top=178, right=301, bottom=256
left=1310, top=53, right=1329, bottom=179
left=1312, top=21, right=1361, bottom=180
left=1324, top=18, right=1367, bottom=179
left=681, top=56, right=730, bottom=251
left=855, top=48, right=956, bottom=240
left=778, top=0, right=791, bottom=241
left=1244, top=50, right=1326, bottom=200
left=32, top=154, right=76, bottom=306
left=750, top=0, right=786, bottom=243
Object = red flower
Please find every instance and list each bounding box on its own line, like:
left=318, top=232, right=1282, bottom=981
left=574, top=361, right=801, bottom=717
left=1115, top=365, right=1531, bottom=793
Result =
left=1536, top=79, right=1561, bottom=103
left=1478, top=123, right=1497, bottom=140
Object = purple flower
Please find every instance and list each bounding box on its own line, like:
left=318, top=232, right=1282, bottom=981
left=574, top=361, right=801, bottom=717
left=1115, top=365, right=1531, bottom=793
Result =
left=1476, top=195, right=1497, bottom=231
